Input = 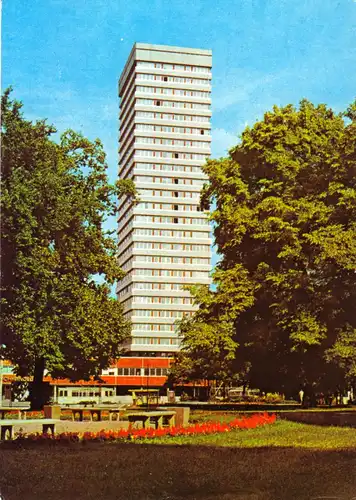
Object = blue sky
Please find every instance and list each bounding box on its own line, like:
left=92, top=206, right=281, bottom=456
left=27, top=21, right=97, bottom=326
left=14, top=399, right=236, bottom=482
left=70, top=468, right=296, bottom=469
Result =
left=3, top=0, right=356, bottom=269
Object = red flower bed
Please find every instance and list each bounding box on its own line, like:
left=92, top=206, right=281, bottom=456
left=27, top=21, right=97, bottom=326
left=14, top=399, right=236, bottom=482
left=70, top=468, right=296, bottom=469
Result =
left=25, top=411, right=45, bottom=419
left=13, top=413, right=276, bottom=444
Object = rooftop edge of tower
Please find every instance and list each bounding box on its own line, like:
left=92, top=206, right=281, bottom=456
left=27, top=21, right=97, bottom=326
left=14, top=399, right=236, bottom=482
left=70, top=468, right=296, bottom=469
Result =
left=134, top=43, right=212, bottom=56
left=119, top=43, right=212, bottom=95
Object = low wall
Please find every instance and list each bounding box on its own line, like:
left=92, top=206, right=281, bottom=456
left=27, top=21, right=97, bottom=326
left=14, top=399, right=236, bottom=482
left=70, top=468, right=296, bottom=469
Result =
left=0, top=419, right=130, bottom=440
left=279, top=410, right=356, bottom=427
left=161, top=402, right=301, bottom=412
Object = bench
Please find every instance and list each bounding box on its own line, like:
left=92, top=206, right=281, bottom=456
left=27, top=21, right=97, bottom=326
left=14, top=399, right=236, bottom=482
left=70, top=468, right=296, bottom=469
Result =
left=62, top=407, right=121, bottom=422
left=0, top=420, right=57, bottom=440
left=126, top=410, right=176, bottom=429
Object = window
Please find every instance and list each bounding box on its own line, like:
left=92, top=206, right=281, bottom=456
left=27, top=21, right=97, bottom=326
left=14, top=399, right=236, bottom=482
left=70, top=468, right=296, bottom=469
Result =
left=174, top=153, right=179, bottom=159
left=155, top=100, right=161, bottom=106
left=200, top=129, right=205, bottom=135
left=174, top=192, right=179, bottom=198
left=174, top=178, right=179, bottom=184
left=163, top=76, right=168, bottom=82
left=173, top=217, right=179, bottom=224
left=174, top=205, right=179, bottom=210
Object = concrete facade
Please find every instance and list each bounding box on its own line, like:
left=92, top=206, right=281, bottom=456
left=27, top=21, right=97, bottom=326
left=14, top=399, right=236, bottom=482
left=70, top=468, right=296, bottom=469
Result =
left=117, top=43, right=212, bottom=355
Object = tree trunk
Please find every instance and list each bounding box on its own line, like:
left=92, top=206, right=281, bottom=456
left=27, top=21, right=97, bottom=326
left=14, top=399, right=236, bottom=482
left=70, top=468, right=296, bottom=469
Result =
left=29, top=358, right=48, bottom=410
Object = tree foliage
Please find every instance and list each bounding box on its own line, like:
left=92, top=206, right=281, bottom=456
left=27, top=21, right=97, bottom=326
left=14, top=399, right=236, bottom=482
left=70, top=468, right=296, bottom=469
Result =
left=169, top=312, right=238, bottom=385
left=176, top=99, right=356, bottom=393
left=1, top=89, right=132, bottom=406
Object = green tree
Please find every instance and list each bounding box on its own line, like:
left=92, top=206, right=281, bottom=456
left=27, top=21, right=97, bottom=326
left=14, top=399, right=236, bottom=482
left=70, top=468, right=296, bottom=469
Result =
left=178, top=99, right=356, bottom=395
left=169, top=314, right=238, bottom=385
left=1, top=89, right=132, bottom=408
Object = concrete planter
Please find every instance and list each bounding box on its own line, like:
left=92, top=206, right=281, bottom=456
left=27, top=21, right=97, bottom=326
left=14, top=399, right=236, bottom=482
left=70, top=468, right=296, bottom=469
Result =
left=43, top=405, right=61, bottom=419
left=169, top=406, right=190, bottom=427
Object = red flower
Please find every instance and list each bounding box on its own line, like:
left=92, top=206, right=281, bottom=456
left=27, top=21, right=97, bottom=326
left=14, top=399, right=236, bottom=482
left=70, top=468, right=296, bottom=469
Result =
left=13, top=413, right=276, bottom=444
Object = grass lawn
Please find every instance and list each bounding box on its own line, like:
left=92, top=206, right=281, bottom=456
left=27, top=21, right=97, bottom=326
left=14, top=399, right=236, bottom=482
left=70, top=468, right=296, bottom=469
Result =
left=1, top=419, right=356, bottom=500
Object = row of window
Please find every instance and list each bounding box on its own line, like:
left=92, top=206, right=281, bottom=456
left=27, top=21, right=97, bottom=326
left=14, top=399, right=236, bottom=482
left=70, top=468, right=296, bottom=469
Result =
left=121, top=148, right=209, bottom=166
left=117, top=238, right=210, bottom=256
left=134, top=255, right=209, bottom=264
left=119, top=246, right=210, bottom=264
left=131, top=337, right=179, bottom=346
left=121, top=255, right=209, bottom=271
left=133, top=324, right=176, bottom=332
left=133, top=242, right=210, bottom=251
left=137, top=189, right=200, bottom=199
left=58, top=390, right=114, bottom=398
left=135, top=150, right=209, bottom=161
left=136, top=163, right=205, bottom=173
left=128, top=296, right=194, bottom=305
left=118, top=265, right=209, bottom=286
left=132, top=269, right=208, bottom=277
left=134, top=229, right=209, bottom=238
left=136, top=111, right=210, bottom=123
left=136, top=73, right=210, bottom=86
left=137, top=98, right=210, bottom=110
left=136, top=137, right=210, bottom=148
left=134, top=215, right=209, bottom=225
left=119, top=268, right=189, bottom=286
left=135, top=125, right=210, bottom=136
left=136, top=86, right=210, bottom=99
left=120, top=238, right=210, bottom=254
left=123, top=224, right=207, bottom=236
left=131, top=310, right=189, bottom=318
left=118, top=282, right=187, bottom=296
left=132, top=337, right=181, bottom=346
left=135, top=176, right=205, bottom=186
left=119, top=159, right=207, bottom=183
left=136, top=61, right=210, bottom=74
left=117, top=187, right=201, bottom=215
left=135, top=202, right=202, bottom=212
left=116, top=367, right=170, bottom=375
left=119, top=277, right=213, bottom=295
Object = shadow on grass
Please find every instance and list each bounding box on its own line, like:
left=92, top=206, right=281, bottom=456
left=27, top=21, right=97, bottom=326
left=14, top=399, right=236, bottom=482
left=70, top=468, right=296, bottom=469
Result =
left=1, top=442, right=356, bottom=500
